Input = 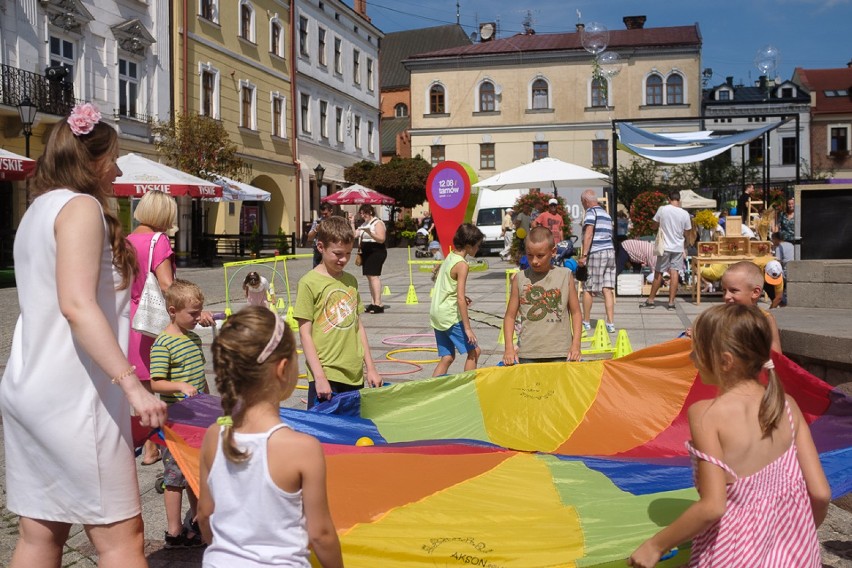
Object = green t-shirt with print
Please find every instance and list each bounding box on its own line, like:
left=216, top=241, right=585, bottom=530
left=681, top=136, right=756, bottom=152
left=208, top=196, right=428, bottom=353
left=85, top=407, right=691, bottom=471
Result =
left=293, top=269, right=365, bottom=386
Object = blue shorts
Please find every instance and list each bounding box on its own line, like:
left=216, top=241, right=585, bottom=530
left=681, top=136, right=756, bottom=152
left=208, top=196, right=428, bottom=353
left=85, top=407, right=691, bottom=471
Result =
left=434, top=322, right=476, bottom=357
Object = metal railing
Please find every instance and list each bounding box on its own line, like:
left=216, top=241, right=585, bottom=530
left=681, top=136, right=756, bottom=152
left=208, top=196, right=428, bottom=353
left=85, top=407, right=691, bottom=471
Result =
left=0, top=64, right=78, bottom=116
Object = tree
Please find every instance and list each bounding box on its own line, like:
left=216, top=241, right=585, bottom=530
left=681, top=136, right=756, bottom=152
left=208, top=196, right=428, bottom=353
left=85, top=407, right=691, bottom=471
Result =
left=344, top=156, right=432, bottom=208
left=152, top=112, right=245, bottom=180
left=603, top=159, right=661, bottom=211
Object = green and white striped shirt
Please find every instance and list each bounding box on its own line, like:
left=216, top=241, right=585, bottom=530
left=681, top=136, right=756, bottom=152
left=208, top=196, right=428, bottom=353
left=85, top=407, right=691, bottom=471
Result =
left=149, top=331, right=208, bottom=404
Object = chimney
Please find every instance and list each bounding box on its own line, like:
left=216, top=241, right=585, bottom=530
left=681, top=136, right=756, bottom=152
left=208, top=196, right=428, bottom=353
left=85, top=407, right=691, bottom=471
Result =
left=759, top=76, right=767, bottom=90
left=847, top=57, right=852, bottom=68
left=623, top=15, right=646, bottom=30
left=354, top=0, right=370, bottom=21
left=576, top=23, right=584, bottom=32
left=726, top=76, right=734, bottom=87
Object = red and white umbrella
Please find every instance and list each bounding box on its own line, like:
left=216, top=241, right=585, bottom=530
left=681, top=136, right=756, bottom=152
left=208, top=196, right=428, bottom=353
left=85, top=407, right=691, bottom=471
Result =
left=0, top=148, right=36, bottom=181
left=321, top=184, right=396, bottom=205
left=112, top=153, right=222, bottom=198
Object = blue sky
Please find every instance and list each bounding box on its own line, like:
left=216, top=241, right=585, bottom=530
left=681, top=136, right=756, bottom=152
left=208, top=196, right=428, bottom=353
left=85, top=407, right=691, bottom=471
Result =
left=358, top=0, right=851, bottom=86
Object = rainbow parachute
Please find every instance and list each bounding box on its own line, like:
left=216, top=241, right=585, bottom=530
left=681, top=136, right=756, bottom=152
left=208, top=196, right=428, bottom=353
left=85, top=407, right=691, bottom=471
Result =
left=162, top=339, right=852, bottom=567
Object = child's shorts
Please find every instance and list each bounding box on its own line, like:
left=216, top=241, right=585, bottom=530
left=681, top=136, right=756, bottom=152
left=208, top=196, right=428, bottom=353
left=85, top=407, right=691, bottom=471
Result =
left=435, top=322, right=477, bottom=357
left=162, top=448, right=188, bottom=489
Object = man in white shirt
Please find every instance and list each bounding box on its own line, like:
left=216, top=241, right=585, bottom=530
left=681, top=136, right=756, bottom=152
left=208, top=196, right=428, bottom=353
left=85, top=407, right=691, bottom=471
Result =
left=640, top=191, right=692, bottom=310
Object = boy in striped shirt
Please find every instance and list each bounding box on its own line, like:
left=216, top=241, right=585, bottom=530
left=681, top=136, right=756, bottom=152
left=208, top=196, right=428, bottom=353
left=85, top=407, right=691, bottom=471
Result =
left=149, top=278, right=208, bottom=548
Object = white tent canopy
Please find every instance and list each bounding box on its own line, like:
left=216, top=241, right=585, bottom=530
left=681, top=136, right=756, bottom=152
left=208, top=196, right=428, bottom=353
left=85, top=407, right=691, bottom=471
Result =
left=207, top=174, right=271, bottom=202
left=679, top=190, right=717, bottom=209
left=473, top=157, right=609, bottom=191
left=113, top=153, right=222, bottom=197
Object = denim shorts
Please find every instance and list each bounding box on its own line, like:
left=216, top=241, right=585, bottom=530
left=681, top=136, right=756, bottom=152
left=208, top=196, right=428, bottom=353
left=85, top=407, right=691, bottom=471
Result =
left=434, top=322, right=477, bottom=357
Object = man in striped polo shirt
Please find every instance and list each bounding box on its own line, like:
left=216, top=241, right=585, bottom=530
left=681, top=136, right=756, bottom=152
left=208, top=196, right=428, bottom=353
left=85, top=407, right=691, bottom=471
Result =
left=577, top=190, right=616, bottom=334
left=149, top=279, right=209, bottom=548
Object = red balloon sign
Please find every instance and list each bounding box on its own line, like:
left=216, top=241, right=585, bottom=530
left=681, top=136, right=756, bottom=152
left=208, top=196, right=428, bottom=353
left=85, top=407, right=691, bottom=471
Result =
left=425, top=161, right=474, bottom=257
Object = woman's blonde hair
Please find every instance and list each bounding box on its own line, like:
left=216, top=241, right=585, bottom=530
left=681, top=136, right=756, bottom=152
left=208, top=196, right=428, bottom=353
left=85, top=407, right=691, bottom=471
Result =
left=134, top=190, right=177, bottom=232
left=31, top=118, right=136, bottom=288
left=211, top=307, right=296, bottom=463
left=691, top=303, right=785, bottom=437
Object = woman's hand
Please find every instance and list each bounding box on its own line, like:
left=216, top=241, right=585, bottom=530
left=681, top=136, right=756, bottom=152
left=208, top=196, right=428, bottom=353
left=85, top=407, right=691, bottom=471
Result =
left=197, top=311, right=216, bottom=327
left=127, top=386, right=168, bottom=428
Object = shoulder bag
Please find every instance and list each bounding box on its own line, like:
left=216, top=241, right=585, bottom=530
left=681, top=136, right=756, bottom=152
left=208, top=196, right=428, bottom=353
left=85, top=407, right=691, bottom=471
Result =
left=132, top=233, right=171, bottom=337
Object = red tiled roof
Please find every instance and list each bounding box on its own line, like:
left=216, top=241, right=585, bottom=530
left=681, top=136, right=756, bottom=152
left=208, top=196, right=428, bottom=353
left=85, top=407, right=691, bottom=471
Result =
left=409, top=25, right=701, bottom=59
left=793, top=67, right=852, bottom=114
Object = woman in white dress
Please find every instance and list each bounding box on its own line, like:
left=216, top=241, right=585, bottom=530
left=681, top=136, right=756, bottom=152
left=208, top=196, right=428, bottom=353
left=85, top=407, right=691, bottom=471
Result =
left=0, top=104, right=167, bottom=567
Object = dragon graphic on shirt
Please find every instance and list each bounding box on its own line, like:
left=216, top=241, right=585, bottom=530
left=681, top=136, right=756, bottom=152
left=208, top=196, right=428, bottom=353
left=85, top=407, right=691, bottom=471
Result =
left=520, top=283, right=563, bottom=322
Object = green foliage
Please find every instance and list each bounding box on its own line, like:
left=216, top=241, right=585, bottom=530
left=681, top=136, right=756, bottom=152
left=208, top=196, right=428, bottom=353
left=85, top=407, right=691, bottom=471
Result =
left=248, top=224, right=261, bottom=254
left=394, top=215, right=418, bottom=233
left=276, top=227, right=289, bottom=253
left=629, top=191, right=668, bottom=237
left=152, top=113, right=245, bottom=180
left=344, top=156, right=432, bottom=208
left=605, top=160, right=660, bottom=211
left=400, top=230, right=417, bottom=241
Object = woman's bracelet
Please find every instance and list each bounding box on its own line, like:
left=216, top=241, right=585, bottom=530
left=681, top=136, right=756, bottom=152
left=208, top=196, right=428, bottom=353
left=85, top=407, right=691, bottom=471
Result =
left=112, top=365, right=137, bottom=384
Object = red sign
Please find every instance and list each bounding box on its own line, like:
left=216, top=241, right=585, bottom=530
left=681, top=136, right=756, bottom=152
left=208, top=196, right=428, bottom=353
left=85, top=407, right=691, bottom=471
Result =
left=0, top=153, right=36, bottom=181
left=112, top=183, right=222, bottom=198
left=425, top=161, right=473, bottom=257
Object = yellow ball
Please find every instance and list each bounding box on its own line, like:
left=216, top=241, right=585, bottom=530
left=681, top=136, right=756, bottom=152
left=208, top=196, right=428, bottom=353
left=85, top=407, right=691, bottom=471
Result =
left=355, top=436, right=374, bottom=447
left=516, top=228, right=527, bottom=239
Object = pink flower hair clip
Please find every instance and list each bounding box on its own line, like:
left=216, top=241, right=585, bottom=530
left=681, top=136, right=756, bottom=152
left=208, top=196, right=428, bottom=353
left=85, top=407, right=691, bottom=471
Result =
left=67, top=102, right=102, bottom=136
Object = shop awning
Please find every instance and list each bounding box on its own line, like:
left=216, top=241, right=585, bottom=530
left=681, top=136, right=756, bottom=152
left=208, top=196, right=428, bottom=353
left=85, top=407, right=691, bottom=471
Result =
left=0, top=148, right=36, bottom=181
left=113, top=153, right=222, bottom=198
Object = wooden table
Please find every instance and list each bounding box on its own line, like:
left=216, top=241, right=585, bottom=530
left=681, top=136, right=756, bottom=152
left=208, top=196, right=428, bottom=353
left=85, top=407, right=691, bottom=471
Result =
left=691, top=255, right=756, bottom=304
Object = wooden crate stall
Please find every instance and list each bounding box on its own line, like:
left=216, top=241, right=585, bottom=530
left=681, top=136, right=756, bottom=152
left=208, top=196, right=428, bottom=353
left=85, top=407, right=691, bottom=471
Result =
left=718, top=236, right=749, bottom=256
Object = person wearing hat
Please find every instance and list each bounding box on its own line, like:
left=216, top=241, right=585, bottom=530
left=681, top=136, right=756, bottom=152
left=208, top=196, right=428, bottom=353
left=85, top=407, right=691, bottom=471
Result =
left=532, top=198, right=565, bottom=244
left=763, top=259, right=785, bottom=309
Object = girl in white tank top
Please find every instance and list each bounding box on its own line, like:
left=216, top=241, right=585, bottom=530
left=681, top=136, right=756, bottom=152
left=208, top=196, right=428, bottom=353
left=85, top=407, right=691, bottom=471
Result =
left=197, top=307, right=343, bottom=567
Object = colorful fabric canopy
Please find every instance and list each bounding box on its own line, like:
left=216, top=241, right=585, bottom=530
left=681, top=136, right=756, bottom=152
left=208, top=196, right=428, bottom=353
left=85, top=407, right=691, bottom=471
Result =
left=322, top=184, right=396, bottom=205
left=159, top=339, right=852, bottom=567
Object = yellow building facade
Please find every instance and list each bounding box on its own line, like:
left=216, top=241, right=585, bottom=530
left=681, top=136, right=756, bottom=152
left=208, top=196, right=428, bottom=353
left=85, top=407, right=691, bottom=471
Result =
left=171, top=0, right=297, bottom=236
left=406, top=22, right=702, bottom=181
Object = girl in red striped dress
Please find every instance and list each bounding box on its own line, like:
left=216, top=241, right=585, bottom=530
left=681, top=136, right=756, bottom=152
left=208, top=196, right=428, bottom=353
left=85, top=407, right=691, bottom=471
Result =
left=629, top=303, right=831, bottom=568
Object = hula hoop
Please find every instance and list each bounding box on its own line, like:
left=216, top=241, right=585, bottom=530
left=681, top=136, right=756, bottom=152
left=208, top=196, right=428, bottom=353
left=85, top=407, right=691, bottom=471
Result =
left=372, top=359, right=423, bottom=376
left=386, top=347, right=441, bottom=364
left=381, top=333, right=436, bottom=347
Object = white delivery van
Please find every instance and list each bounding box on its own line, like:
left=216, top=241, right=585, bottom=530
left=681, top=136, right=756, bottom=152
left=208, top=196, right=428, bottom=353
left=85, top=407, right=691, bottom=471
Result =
left=472, top=188, right=526, bottom=255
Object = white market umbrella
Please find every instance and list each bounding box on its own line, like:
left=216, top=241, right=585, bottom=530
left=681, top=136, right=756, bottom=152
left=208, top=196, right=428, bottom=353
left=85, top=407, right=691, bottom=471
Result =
left=207, top=174, right=271, bottom=202
left=473, top=157, right=609, bottom=191
left=113, top=153, right=222, bottom=198
left=0, top=148, right=36, bottom=181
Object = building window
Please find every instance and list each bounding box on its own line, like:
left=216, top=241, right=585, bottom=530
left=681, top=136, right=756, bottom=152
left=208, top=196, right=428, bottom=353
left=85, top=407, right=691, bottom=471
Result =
left=367, top=58, right=374, bottom=91
left=666, top=74, right=684, bottom=105
left=781, top=87, right=793, bottom=98
left=429, top=84, right=445, bottom=114
left=354, top=116, right=361, bottom=148
left=532, top=79, right=549, bottom=109
left=319, top=101, right=328, bottom=139
left=533, top=142, right=548, bottom=161
left=200, top=0, right=217, bottom=21
left=271, top=21, right=283, bottom=56
left=480, top=143, right=495, bottom=170
left=830, top=126, right=849, bottom=153
left=749, top=138, right=764, bottom=164
left=591, top=77, right=607, bottom=107
left=394, top=103, right=408, bottom=117
left=781, top=137, right=796, bottom=165
left=239, top=2, right=254, bottom=41
left=334, top=38, right=342, bottom=74
left=300, top=93, right=310, bottom=133
left=50, top=36, right=75, bottom=79
left=318, top=27, right=327, bottom=65
left=592, top=140, right=608, bottom=167
left=200, top=68, right=218, bottom=118
left=353, top=49, right=360, bottom=84
left=646, top=74, right=663, bottom=105
left=431, top=145, right=445, bottom=166
left=718, top=90, right=730, bottom=101
left=479, top=81, right=495, bottom=112
left=118, top=59, right=138, bottom=118
left=240, top=83, right=255, bottom=129
left=335, top=107, right=343, bottom=142
left=368, top=121, right=374, bottom=153
left=299, top=16, right=308, bottom=57
left=271, top=95, right=285, bottom=138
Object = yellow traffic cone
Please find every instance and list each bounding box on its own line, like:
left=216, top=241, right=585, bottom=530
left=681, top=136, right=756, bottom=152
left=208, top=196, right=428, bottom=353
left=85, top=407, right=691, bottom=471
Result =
left=276, top=297, right=286, bottom=311
left=590, top=319, right=613, bottom=351
left=405, top=284, right=419, bottom=305
left=613, top=330, right=633, bottom=359
left=429, top=286, right=435, bottom=297
left=285, top=305, right=298, bottom=332
left=382, top=285, right=391, bottom=296
left=497, top=327, right=505, bottom=345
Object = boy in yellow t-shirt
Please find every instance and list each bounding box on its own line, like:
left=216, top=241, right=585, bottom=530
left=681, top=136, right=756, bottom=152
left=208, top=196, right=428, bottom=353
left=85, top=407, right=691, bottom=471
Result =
left=294, top=216, right=381, bottom=408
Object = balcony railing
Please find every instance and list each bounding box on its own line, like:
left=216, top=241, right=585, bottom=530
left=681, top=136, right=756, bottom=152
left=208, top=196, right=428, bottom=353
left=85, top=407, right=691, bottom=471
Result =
left=0, top=64, right=79, bottom=116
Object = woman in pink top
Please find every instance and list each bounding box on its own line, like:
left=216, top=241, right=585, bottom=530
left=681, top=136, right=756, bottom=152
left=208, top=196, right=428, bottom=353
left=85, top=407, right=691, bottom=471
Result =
left=629, top=303, right=830, bottom=568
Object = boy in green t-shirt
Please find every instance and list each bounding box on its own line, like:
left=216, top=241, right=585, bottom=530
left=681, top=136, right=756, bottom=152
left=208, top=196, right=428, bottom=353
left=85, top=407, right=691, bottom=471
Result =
left=149, top=278, right=209, bottom=548
left=294, top=216, right=381, bottom=408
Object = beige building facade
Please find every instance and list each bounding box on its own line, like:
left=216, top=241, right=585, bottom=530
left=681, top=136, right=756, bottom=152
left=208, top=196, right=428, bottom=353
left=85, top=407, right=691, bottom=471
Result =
left=406, top=20, right=702, bottom=185
left=172, top=0, right=297, bottom=238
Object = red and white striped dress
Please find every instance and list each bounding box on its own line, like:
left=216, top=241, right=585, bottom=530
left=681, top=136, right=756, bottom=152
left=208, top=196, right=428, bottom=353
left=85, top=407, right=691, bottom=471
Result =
left=686, top=401, right=820, bottom=567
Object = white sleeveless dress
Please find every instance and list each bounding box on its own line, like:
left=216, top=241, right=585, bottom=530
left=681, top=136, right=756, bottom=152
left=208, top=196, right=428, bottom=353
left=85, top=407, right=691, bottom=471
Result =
left=0, top=189, right=140, bottom=524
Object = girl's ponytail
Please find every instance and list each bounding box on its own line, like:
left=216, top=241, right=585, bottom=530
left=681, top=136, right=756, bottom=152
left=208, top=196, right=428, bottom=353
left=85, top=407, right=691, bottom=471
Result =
left=758, top=361, right=786, bottom=438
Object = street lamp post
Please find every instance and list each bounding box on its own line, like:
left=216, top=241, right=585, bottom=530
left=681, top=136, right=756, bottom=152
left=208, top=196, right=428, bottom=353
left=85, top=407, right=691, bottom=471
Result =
left=17, top=97, right=39, bottom=158
left=314, top=163, right=325, bottom=189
